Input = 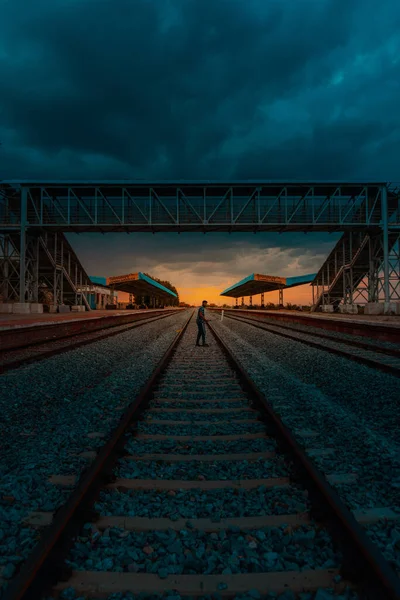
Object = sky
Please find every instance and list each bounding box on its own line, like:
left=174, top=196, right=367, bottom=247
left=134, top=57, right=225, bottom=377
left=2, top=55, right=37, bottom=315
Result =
left=1, top=0, right=400, bottom=305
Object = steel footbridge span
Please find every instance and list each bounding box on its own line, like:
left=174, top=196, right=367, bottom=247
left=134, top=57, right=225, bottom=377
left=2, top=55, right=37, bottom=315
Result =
left=0, top=180, right=399, bottom=308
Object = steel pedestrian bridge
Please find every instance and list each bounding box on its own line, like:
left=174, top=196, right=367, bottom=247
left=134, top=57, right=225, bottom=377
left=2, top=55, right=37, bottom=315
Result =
left=0, top=180, right=399, bottom=310
left=0, top=180, right=399, bottom=232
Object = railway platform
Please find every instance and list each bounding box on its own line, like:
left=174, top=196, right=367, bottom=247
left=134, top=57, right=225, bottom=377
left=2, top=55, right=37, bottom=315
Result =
left=0, top=308, right=179, bottom=330
left=0, top=308, right=183, bottom=356
left=212, top=308, right=400, bottom=343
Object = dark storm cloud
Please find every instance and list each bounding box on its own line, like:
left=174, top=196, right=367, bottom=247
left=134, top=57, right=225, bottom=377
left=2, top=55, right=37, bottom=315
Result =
left=68, top=231, right=339, bottom=279
left=1, top=0, right=399, bottom=181
left=1, top=0, right=399, bottom=289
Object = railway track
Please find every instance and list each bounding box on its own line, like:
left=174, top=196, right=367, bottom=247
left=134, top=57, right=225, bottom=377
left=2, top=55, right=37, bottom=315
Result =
left=2, top=311, right=400, bottom=600
left=0, top=310, right=181, bottom=373
left=219, top=312, right=400, bottom=378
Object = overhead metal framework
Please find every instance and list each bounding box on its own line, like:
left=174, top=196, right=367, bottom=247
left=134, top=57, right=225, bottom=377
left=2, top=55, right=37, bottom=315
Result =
left=0, top=180, right=399, bottom=310
left=0, top=230, right=92, bottom=310
left=1, top=181, right=398, bottom=232
left=312, top=231, right=400, bottom=310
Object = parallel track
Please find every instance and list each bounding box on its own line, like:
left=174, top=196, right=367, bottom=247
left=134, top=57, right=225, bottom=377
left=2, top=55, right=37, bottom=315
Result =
left=0, top=310, right=181, bottom=373
left=221, top=312, right=400, bottom=378
left=2, top=312, right=400, bottom=600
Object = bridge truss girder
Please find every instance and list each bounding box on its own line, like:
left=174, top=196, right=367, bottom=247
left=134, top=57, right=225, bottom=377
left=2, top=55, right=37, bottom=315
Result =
left=0, top=182, right=398, bottom=232
left=0, top=181, right=399, bottom=307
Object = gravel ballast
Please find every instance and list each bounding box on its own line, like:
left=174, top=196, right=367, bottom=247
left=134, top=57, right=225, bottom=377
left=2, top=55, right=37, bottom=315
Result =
left=95, top=486, right=309, bottom=519
left=136, top=422, right=266, bottom=436
left=40, top=319, right=362, bottom=600
left=116, top=457, right=289, bottom=480
left=234, top=314, right=400, bottom=353
left=46, top=589, right=360, bottom=600
left=0, top=311, right=190, bottom=592
left=125, top=438, right=277, bottom=456
left=211, top=318, right=400, bottom=555
left=65, top=524, right=342, bottom=575
left=142, top=410, right=256, bottom=422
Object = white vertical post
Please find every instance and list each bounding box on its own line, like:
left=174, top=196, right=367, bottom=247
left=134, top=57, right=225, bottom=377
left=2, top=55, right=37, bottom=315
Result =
left=221, top=310, right=224, bottom=321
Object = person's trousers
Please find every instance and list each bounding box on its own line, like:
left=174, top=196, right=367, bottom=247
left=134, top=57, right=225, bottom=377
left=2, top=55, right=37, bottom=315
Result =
left=196, top=321, right=206, bottom=345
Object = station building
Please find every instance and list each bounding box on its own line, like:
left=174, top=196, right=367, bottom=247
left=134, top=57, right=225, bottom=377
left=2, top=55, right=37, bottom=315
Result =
left=107, top=272, right=177, bottom=308
left=220, top=273, right=316, bottom=307
left=76, top=277, right=115, bottom=310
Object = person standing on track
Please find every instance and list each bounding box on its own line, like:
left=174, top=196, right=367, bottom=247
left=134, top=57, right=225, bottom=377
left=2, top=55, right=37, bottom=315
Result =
left=196, top=300, right=209, bottom=347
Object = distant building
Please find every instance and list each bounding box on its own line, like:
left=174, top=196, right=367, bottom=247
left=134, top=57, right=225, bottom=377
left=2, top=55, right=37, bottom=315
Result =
left=75, top=276, right=116, bottom=309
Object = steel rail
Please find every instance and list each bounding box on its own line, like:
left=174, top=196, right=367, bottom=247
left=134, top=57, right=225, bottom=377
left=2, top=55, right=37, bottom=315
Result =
left=2, top=310, right=194, bottom=600
left=0, top=309, right=181, bottom=351
left=223, top=313, right=400, bottom=378
left=207, top=320, right=400, bottom=600
left=211, top=309, right=400, bottom=344
left=0, top=310, right=181, bottom=374
left=224, top=312, right=400, bottom=359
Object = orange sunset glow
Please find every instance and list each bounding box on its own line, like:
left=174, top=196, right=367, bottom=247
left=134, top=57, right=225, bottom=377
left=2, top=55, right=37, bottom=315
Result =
left=183, top=283, right=313, bottom=306
left=117, top=281, right=313, bottom=307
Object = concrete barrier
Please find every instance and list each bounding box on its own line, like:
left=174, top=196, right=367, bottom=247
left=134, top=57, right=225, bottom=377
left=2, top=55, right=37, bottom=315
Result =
left=0, top=303, right=13, bottom=313
left=12, top=303, right=31, bottom=314
left=58, top=305, right=71, bottom=313
left=365, top=303, right=384, bottom=315
left=71, top=305, right=86, bottom=312
left=30, top=303, right=43, bottom=314
left=339, top=305, right=358, bottom=314
left=321, top=305, right=334, bottom=313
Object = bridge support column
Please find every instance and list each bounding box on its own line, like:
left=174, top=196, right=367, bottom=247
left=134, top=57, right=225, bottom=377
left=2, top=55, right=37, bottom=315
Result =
left=235, top=297, right=238, bottom=307
left=241, top=297, right=244, bottom=306
left=249, top=296, right=252, bottom=307
left=261, top=293, right=264, bottom=308
left=279, top=287, right=283, bottom=306
left=19, top=188, right=28, bottom=303
left=382, top=185, right=390, bottom=305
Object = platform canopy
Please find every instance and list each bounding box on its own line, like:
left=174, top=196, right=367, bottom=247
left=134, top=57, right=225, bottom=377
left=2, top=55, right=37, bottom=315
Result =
left=220, top=273, right=316, bottom=298
left=107, top=272, right=177, bottom=299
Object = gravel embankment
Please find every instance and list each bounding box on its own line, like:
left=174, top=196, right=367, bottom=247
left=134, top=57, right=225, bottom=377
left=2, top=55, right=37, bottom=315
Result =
left=0, top=310, right=190, bottom=591
left=212, top=317, right=400, bottom=563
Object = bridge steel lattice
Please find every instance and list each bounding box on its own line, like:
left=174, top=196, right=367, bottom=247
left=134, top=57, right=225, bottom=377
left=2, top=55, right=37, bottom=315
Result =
left=0, top=180, right=399, bottom=309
